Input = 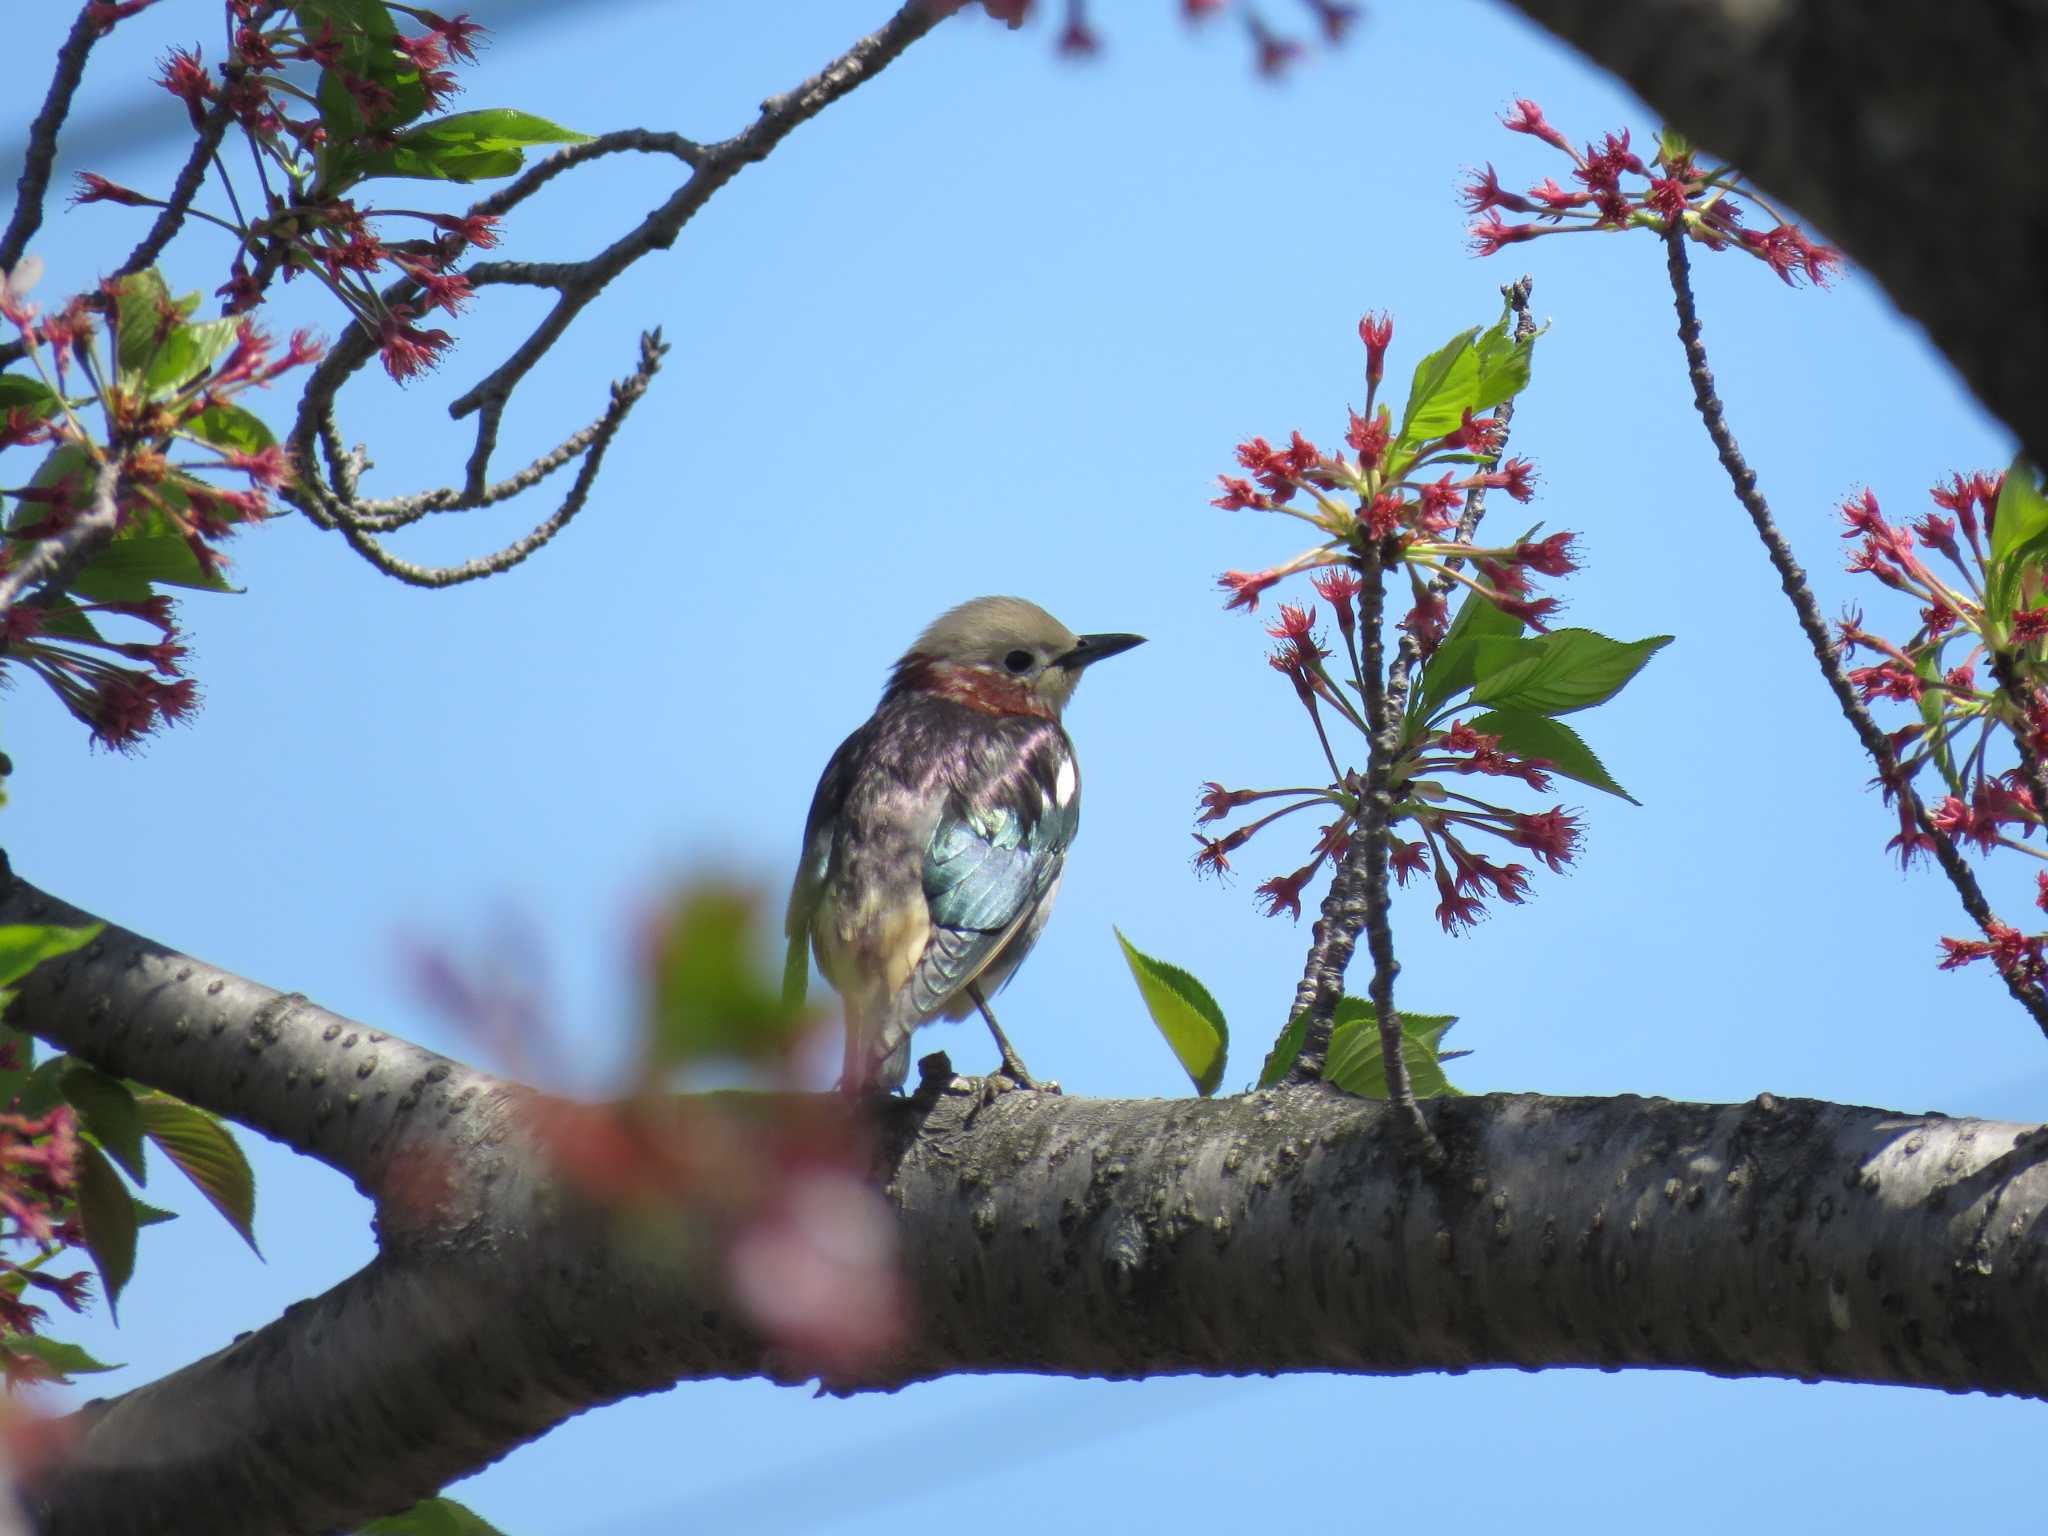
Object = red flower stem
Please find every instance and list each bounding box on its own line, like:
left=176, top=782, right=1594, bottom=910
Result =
left=1664, top=223, right=2048, bottom=1040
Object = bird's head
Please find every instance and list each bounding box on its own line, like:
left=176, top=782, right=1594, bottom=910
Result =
left=890, top=596, right=1145, bottom=718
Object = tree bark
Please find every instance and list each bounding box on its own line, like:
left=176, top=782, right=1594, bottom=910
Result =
left=7, top=866, right=2048, bottom=1536
left=1502, top=0, right=2048, bottom=468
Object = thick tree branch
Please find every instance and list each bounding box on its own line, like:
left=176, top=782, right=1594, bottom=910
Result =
left=1503, top=0, right=2048, bottom=467
left=10, top=868, right=2048, bottom=1535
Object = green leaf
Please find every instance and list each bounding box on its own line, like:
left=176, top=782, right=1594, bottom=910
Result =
left=1394, top=325, right=1481, bottom=452
left=356, top=1495, right=508, bottom=1536
left=131, top=1197, right=178, bottom=1228
left=645, top=886, right=808, bottom=1070
left=1468, top=628, right=1673, bottom=716
left=184, top=401, right=278, bottom=456
left=71, top=533, right=235, bottom=600
left=1987, top=459, right=2048, bottom=629
left=9, top=443, right=92, bottom=532
left=142, top=315, right=241, bottom=398
left=0, top=1333, right=123, bottom=1385
left=16, top=1055, right=71, bottom=1117
left=1464, top=708, right=1640, bottom=803
left=0, top=374, right=60, bottom=420
left=1256, top=1008, right=1309, bottom=1090
left=0, top=923, right=99, bottom=991
left=1466, top=304, right=1540, bottom=414
left=61, top=1065, right=146, bottom=1183
left=1408, top=587, right=1526, bottom=727
left=113, top=269, right=179, bottom=377
left=75, top=1143, right=138, bottom=1318
left=1323, top=1000, right=1464, bottom=1100
left=1916, top=648, right=1961, bottom=796
left=135, top=1094, right=259, bottom=1255
left=354, top=108, right=591, bottom=183
left=302, top=0, right=423, bottom=150
left=1115, top=928, right=1227, bottom=1096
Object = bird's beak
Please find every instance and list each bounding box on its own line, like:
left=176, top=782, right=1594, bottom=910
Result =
left=1056, top=632, right=1147, bottom=671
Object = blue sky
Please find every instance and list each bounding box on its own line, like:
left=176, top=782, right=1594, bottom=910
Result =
left=8, top=1, right=2045, bottom=1530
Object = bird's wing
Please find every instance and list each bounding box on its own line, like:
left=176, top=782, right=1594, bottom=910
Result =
left=783, top=719, right=875, bottom=1006
left=900, top=733, right=1079, bottom=1021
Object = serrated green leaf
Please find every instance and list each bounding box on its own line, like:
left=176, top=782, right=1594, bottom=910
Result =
left=1409, top=587, right=1526, bottom=727
left=1257, top=1008, right=1309, bottom=1090
left=0, top=923, right=99, bottom=991
left=355, top=108, right=590, bottom=183
left=1469, top=628, right=1672, bottom=716
left=75, top=1143, right=138, bottom=1318
left=1116, top=928, right=1227, bottom=1096
left=1467, top=305, right=1540, bottom=414
left=1464, top=708, right=1640, bottom=803
left=136, top=1094, right=259, bottom=1255
left=1395, top=325, right=1481, bottom=449
left=1323, top=1001, right=1464, bottom=1100
left=1259, top=998, right=1462, bottom=1096
left=131, top=1197, right=178, bottom=1228
left=183, top=400, right=277, bottom=456
left=61, top=1065, right=146, bottom=1183
left=1, top=1333, right=123, bottom=1384
left=356, top=1495, right=508, bottom=1536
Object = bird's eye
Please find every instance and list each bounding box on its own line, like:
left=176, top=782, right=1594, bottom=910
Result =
left=1003, top=649, right=1036, bottom=675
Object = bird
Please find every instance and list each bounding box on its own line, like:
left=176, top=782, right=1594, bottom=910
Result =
left=783, top=596, right=1145, bottom=1093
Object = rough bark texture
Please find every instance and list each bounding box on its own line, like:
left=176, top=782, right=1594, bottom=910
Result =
left=8, top=867, right=2048, bottom=1535
left=1502, top=0, right=2048, bottom=467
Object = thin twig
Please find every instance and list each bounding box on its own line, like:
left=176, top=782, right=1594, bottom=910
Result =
left=1663, top=225, right=2048, bottom=1040
left=283, top=5, right=940, bottom=581
left=0, top=457, right=121, bottom=617
left=300, top=330, right=666, bottom=587
left=0, top=3, right=104, bottom=276
left=113, top=93, right=239, bottom=280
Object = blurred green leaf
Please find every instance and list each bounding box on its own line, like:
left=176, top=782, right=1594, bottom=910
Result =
left=1464, top=708, right=1639, bottom=803
left=113, top=269, right=183, bottom=376
left=135, top=1094, right=259, bottom=1255
left=646, top=886, right=807, bottom=1070
left=356, top=1496, right=507, bottom=1536
left=1915, top=648, right=1961, bottom=796
left=72, top=533, right=235, bottom=600
left=1987, top=459, right=2048, bottom=629
left=75, top=1143, right=138, bottom=1318
left=0, top=1333, right=122, bottom=1385
left=1469, top=628, right=1672, bottom=716
left=1467, top=303, right=1540, bottom=414
left=1408, top=588, right=1526, bottom=727
left=1116, top=928, right=1227, bottom=1096
left=142, top=314, right=240, bottom=398
left=61, top=1065, right=146, bottom=1183
left=10, top=443, right=92, bottom=533
left=0, top=374, right=60, bottom=419
left=303, top=0, right=423, bottom=149
left=184, top=401, right=277, bottom=455
left=0, top=923, right=99, bottom=990
left=355, top=108, right=590, bottom=183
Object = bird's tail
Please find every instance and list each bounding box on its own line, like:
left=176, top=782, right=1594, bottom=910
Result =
left=838, top=1002, right=914, bottom=1094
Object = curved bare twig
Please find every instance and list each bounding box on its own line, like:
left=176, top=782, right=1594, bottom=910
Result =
left=281, top=2, right=943, bottom=585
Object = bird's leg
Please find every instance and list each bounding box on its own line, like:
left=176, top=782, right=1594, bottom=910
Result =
left=966, top=981, right=1043, bottom=1091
